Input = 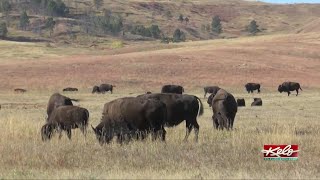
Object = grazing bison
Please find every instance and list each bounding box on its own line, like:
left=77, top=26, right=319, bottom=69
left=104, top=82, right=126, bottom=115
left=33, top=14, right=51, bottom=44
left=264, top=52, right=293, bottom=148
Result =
left=92, top=97, right=167, bottom=145
left=41, top=106, right=89, bottom=141
left=47, top=93, right=77, bottom=119
left=63, top=87, right=78, bottom=92
left=146, top=91, right=152, bottom=94
left=99, top=84, right=115, bottom=94
left=161, top=85, right=184, bottom=94
left=207, top=89, right=237, bottom=130
left=251, top=98, right=262, bottom=106
left=14, top=88, right=27, bottom=93
left=137, top=93, right=203, bottom=142
left=92, top=86, right=100, bottom=94
left=203, top=86, right=220, bottom=98
left=245, top=83, right=261, bottom=93
left=278, top=82, right=302, bottom=96
left=237, top=98, right=246, bottom=107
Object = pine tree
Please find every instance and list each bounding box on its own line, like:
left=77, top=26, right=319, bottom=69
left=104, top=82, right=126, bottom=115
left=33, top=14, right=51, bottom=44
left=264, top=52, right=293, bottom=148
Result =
left=20, top=11, right=30, bottom=31
left=45, top=17, right=56, bottom=36
left=93, top=0, right=104, bottom=10
left=0, top=22, right=8, bottom=39
left=211, top=15, right=222, bottom=34
left=247, top=20, right=260, bottom=35
left=173, top=28, right=186, bottom=42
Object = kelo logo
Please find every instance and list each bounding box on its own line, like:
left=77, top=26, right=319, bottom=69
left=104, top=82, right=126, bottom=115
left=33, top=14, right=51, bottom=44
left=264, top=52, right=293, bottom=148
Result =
left=261, top=145, right=299, bottom=161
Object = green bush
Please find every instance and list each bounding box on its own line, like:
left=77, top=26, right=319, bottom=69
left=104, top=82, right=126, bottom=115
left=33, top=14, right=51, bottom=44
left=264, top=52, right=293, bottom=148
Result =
left=0, top=22, right=8, bottom=38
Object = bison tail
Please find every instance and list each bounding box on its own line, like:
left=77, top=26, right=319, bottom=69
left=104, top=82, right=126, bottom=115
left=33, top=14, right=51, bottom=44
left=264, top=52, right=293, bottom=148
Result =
left=300, top=87, right=303, bottom=91
left=195, top=96, right=204, bottom=117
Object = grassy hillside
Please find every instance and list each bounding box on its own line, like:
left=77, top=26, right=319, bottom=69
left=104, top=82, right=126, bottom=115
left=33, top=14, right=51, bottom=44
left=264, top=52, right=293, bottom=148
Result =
left=1, top=0, right=320, bottom=45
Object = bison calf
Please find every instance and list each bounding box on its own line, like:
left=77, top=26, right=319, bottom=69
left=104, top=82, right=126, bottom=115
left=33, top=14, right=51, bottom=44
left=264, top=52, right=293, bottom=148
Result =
left=251, top=98, right=262, bottom=106
left=47, top=93, right=77, bottom=120
left=41, top=106, right=89, bottom=141
left=245, top=83, right=261, bottom=93
left=63, top=87, right=78, bottom=92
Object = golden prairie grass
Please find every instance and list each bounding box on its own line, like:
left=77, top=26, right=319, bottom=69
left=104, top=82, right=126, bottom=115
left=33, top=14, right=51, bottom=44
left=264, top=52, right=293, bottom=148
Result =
left=0, top=90, right=319, bottom=179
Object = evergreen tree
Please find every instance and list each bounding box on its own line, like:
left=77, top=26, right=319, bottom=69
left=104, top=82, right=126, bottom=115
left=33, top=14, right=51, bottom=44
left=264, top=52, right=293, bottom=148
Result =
left=173, top=28, right=186, bottom=42
left=93, top=0, right=103, bottom=10
left=0, top=22, right=8, bottom=39
left=0, top=0, right=11, bottom=15
left=149, top=25, right=161, bottom=39
left=20, top=11, right=30, bottom=31
left=247, top=20, right=260, bottom=35
left=45, top=17, right=56, bottom=36
left=211, top=15, right=222, bottom=34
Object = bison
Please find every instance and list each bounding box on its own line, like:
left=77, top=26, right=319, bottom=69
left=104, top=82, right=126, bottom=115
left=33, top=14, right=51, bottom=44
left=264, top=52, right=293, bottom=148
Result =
left=14, top=88, right=27, bottom=93
left=137, top=93, right=203, bottom=142
left=237, top=98, right=246, bottom=107
left=245, top=83, right=261, bottom=93
left=92, top=86, right=100, bottom=94
left=251, top=98, right=262, bottom=106
left=92, top=97, right=166, bottom=145
left=99, top=84, right=115, bottom=94
left=207, top=89, right=237, bottom=130
left=47, top=93, right=77, bottom=120
left=63, top=87, right=78, bottom=92
left=203, top=86, right=220, bottom=98
left=161, top=85, right=184, bottom=94
left=41, top=106, right=89, bottom=141
left=278, top=82, right=302, bottom=96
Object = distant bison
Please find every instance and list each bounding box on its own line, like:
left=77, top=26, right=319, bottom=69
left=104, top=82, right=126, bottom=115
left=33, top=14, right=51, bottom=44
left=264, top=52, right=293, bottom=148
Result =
left=47, top=93, right=77, bottom=120
left=161, top=85, right=184, bottom=94
left=245, top=83, right=261, bottom=93
left=14, top=88, right=27, bottom=93
left=251, top=98, right=262, bottom=106
left=138, top=93, right=203, bottom=142
left=203, top=86, right=220, bottom=98
left=92, top=97, right=166, bottom=145
left=41, top=106, right=89, bottom=141
left=237, top=98, right=246, bottom=107
left=278, top=82, right=302, bottom=96
left=207, top=89, right=237, bottom=130
left=63, top=87, right=78, bottom=92
left=92, top=86, right=100, bottom=94
left=92, top=84, right=115, bottom=94
left=146, top=91, right=152, bottom=94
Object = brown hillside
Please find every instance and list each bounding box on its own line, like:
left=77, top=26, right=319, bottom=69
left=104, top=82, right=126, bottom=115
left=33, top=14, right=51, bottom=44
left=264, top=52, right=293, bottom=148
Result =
left=0, top=33, right=319, bottom=91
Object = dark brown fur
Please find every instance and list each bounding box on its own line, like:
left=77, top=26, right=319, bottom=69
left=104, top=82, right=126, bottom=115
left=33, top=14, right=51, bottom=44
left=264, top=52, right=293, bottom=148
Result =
left=245, top=83, right=261, bottom=93
left=14, top=88, right=27, bottom=93
left=237, top=98, right=246, bottom=107
left=203, top=86, right=220, bottom=98
left=278, top=82, right=302, bottom=96
left=161, top=85, right=184, bottom=94
left=63, top=87, right=78, bottom=92
left=46, top=93, right=77, bottom=120
left=92, top=97, right=166, bottom=145
left=251, top=98, right=262, bottom=106
left=41, top=106, right=89, bottom=141
left=207, top=89, right=238, bottom=130
left=137, top=93, right=203, bottom=142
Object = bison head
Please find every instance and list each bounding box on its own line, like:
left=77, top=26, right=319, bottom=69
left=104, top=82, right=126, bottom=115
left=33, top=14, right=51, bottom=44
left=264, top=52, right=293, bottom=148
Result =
left=41, top=124, right=54, bottom=141
left=92, top=86, right=100, bottom=94
left=278, top=85, right=283, bottom=93
left=92, top=125, right=112, bottom=145
left=207, top=94, right=215, bottom=107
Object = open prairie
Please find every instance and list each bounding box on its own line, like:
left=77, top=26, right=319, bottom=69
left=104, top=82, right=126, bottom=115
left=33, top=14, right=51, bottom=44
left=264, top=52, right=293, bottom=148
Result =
left=0, top=32, right=320, bottom=179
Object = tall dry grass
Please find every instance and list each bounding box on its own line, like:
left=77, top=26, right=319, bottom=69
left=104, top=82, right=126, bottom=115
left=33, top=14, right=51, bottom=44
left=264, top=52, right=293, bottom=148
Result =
left=0, top=90, right=319, bottom=179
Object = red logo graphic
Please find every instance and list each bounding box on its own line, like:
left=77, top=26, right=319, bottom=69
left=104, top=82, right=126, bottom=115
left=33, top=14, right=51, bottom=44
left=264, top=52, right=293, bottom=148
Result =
left=261, top=145, right=299, bottom=161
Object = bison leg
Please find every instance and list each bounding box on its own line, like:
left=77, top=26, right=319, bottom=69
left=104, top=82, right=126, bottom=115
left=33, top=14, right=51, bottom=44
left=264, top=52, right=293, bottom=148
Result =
left=183, top=121, right=193, bottom=142
left=258, top=89, right=261, bottom=93
left=296, top=89, right=299, bottom=96
left=287, top=91, right=290, bottom=96
left=212, top=115, right=219, bottom=129
left=204, top=92, right=207, bottom=98
left=79, top=123, right=87, bottom=137
left=66, top=129, right=72, bottom=140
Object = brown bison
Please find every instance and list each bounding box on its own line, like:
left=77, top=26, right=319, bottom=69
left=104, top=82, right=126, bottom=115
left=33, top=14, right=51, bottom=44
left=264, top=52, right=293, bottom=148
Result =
left=278, top=82, right=302, bottom=96
left=63, top=87, right=78, bottom=92
left=41, top=106, right=89, bottom=141
left=46, top=93, right=77, bottom=119
left=207, top=89, right=238, bottom=130
left=245, top=83, right=261, bottom=93
left=92, top=86, right=100, bottom=93
left=137, top=93, right=203, bottom=142
left=99, top=84, right=115, bottom=94
left=251, top=98, right=262, bottom=106
left=161, top=85, right=184, bottom=94
left=14, top=88, right=27, bottom=93
left=92, top=97, right=167, bottom=145
left=203, top=86, right=220, bottom=98
left=146, top=91, right=152, bottom=94
left=237, top=98, right=246, bottom=107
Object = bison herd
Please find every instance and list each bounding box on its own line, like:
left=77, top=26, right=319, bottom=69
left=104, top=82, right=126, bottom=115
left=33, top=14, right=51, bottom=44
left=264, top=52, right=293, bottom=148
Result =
left=38, top=81, right=303, bottom=145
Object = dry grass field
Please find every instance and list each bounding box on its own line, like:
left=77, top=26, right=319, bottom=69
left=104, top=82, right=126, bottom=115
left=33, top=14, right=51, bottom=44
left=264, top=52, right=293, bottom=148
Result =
left=0, top=31, right=320, bottom=178
left=0, top=90, right=320, bottom=179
